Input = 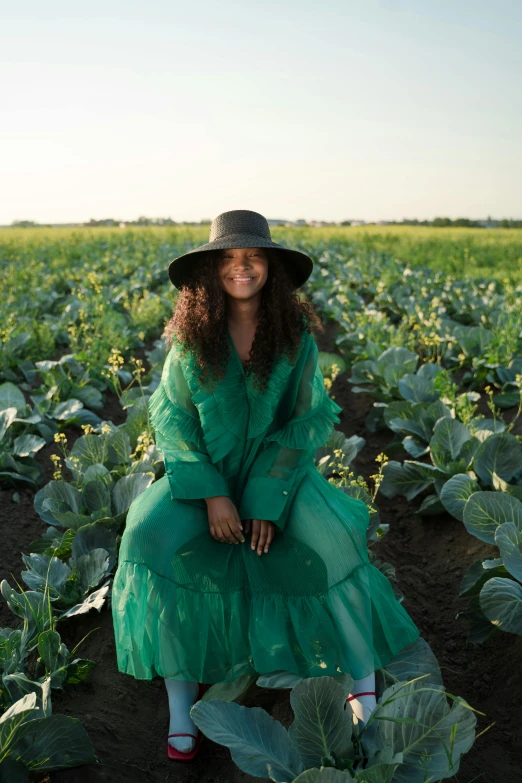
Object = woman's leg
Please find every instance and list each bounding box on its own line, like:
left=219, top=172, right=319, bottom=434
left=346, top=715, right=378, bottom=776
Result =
left=165, top=678, right=200, bottom=753
left=347, top=669, right=376, bottom=729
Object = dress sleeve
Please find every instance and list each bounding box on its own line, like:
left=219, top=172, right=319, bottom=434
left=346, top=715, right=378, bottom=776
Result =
left=238, top=334, right=342, bottom=531
left=148, top=345, right=230, bottom=501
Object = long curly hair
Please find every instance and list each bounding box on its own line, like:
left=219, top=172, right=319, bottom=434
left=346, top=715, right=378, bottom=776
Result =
left=164, top=248, right=323, bottom=394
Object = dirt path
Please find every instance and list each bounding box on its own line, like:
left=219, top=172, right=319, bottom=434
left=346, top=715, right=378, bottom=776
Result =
left=1, top=321, right=520, bottom=781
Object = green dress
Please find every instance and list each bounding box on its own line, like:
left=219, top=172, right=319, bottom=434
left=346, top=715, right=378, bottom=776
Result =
left=111, top=327, right=420, bottom=684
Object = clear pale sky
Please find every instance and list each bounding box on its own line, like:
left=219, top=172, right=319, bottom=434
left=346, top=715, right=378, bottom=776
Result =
left=1, top=0, right=521, bottom=224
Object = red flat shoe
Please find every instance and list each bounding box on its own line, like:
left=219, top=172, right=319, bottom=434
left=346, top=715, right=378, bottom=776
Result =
left=167, top=683, right=210, bottom=761
left=345, top=691, right=376, bottom=711
left=346, top=690, right=376, bottom=702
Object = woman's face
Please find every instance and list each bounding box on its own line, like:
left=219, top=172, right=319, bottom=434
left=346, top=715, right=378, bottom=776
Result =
left=217, top=247, right=269, bottom=301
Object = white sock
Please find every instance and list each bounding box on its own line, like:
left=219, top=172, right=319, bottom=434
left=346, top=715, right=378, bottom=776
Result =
left=165, top=678, right=200, bottom=753
left=347, top=671, right=376, bottom=729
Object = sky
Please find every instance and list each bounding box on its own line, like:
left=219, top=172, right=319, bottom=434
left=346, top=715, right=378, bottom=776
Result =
left=1, top=0, right=521, bottom=225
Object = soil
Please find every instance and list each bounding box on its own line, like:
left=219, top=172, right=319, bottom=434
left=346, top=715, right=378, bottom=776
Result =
left=1, top=320, right=521, bottom=782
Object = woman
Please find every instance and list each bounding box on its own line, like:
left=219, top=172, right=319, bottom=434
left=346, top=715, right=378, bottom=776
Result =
left=111, top=209, right=420, bottom=760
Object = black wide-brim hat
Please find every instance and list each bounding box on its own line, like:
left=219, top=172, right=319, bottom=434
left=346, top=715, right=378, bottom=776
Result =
left=168, top=209, right=314, bottom=290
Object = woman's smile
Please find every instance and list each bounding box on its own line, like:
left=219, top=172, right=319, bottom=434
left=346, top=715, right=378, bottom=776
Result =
left=228, top=274, right=257, bottom=285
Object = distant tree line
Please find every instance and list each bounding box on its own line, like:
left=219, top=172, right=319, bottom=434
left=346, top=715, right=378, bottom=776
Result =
left=6, top=216, right=522, bottom=229
left=85, top=217, right=180, bottom=227
left=83, top=217, right=522, bottom=230
left=386, top=217, right=522, bottom=228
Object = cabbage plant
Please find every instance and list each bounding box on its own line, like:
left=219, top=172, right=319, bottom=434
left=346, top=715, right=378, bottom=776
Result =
left=349, top=347, right=425, bottom=403
left=33, top=425, right=161, bottom=528
left=315, top=430, right=365, bottom=479
left=191, top=637, right=477, bottom=783
left=447, top=324, right=522, bottom=390
left=27, top=419, right=161, bottom=617
left=487, top=357, right=522, bottom=409
left=0, top=382, right=47, bottom=489
left=33, top=353, right=106, bottom=411
left=380, top=428, right=522, bottom=518
left=348, top=347, right=448, bottom=435
left=0, top=689, right=97, bottom=779
left=0, top=588, right=98, bottom=775
left=454, top=490, right=522, bottom=639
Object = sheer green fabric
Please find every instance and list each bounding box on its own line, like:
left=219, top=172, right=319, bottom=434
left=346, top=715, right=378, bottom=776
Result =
left=111, top=328, right=420, bottom=684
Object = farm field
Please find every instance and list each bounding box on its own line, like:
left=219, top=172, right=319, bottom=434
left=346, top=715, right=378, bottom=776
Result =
left=1, top=226, right=522, bottom=782
left=3, top=223, right=522, bottom=282
left=323, top=224, right=522, bottom=279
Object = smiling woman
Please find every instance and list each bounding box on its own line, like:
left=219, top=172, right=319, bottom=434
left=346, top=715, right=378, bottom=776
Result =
left=111, top=210, right=420, bottom=760
left=217, top=247, right=269, bottom=366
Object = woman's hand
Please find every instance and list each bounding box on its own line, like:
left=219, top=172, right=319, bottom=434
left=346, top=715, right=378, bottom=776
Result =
left=243, top=518, right=276, bottom=556
left=205, top=496, right=245, bottom=544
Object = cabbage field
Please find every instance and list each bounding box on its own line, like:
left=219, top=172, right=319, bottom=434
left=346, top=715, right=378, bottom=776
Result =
left=1, top=226, right=522, bottom=783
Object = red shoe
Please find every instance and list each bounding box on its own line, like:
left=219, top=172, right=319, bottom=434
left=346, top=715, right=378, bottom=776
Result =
left=167, top=683, right=210, bottom=761
left=346, top=691, right=376, bottom=702
left=345, top=691, right=376, bottom=710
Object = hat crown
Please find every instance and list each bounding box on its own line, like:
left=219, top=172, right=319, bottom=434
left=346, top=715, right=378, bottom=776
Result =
left=209, top=210, right=272, bottom=243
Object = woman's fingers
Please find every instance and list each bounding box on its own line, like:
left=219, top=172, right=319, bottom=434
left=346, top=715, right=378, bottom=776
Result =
left=265, top=523, right=275, bottom=554
left=219, top=524, right=232, bottom=543
left=227, top=518, right=245, bottom=544
left=248, top=520, right=276, bottom=555
left=210, top=515, right=245, bottom=544
left=256, top=521, right=268, bottom=555
left=250, top=518, right=260, bottom=552
left=210, top=525, right=225, bottom=543
left=243, top=519, right=251, bottom=534
left=216, top=518, right=238, bottom=544
left=210, top=522, right=233, bottom=544
left=231, top=509, right=245, bottom=543
left=207, top=498, right=247, bottom=545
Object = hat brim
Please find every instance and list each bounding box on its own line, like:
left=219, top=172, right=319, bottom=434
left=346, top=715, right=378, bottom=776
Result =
left=168, top=233, right=313, bottom=291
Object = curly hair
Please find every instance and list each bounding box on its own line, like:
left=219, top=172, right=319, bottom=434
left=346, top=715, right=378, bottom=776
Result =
left=164, top=248, right=323, bottom=394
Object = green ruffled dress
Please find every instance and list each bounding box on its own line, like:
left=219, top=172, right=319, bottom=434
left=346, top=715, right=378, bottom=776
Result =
left=111, top=328, right=420, bottom=684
